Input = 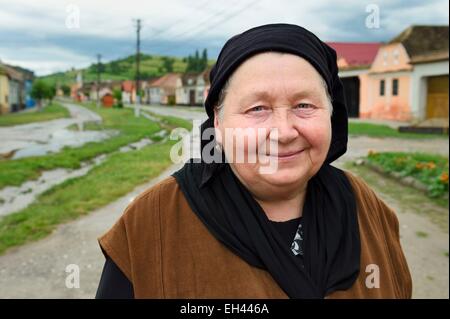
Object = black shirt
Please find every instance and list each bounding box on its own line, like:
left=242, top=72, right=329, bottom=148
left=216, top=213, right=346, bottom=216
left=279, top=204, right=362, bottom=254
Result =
left=95, top=217, right=303, bottom=299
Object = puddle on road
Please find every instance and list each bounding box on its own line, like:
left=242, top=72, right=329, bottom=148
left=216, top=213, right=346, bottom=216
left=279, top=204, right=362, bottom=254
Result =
left=0, top=136, right=157, bottom=217
left=11, top=128, right=119, bottom=159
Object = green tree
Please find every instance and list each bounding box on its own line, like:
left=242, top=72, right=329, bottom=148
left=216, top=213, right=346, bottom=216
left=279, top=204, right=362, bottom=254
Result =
left=30, top=80, right=48, bottom=109
left=194, top=49, right=200, bottom=72
left=201, top=48, right=208, bottom=70
left=45, top=84, right=56, bottom=103
left=186, top=55, right=193, bottom=72
left=113, top=89, right=123, bottom=108
left=61, top=84, right=71, bottom=96
left=163, top=57, right=174, bottom=72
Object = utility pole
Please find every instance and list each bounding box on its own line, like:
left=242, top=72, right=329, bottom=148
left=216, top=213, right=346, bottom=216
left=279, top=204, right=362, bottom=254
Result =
left=134, top=19, right=141, bottom=117
left=96, top=53, right=101, bottom=108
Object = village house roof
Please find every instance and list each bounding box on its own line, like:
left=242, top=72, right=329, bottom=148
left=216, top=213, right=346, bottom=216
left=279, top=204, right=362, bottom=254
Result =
left=389, top=25, right=449, bottom=63
left=148, top=73, right=181, bottom=89
left=122, top=80, right=135, bottom=92
left=1, top=64, right=24, bottom=81
left=327, top=42, right=381, bottom=68
left=181, top=73, right=199, bottom=86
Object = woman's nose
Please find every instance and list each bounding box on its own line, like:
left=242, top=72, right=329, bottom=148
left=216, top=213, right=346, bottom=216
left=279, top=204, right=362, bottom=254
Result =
left=270, top=110, right=299, bottom=144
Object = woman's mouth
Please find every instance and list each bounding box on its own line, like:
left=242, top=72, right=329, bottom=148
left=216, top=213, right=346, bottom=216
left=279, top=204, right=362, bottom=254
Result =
left=269, top=149, right=305, bottom=161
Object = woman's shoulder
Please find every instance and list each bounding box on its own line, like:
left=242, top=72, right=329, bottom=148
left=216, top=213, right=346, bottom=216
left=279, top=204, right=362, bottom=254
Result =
left=119, top=175, right=184, bottom=220
left=97, top=176, right=182, bottom=279
left=341, top=169, right=401, bottom=236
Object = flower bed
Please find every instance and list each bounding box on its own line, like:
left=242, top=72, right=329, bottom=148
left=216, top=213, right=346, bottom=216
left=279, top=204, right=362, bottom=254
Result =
left=365, top=151, right=449, bottom=199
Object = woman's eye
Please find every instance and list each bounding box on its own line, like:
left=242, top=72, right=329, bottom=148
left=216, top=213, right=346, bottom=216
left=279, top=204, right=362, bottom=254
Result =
left=295, top=103, right=313, bottom=109
left=249, top=106, right=265, bottom=112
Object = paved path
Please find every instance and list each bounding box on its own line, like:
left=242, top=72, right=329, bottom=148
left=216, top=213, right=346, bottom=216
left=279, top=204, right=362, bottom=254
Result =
left=127, top=104, right=207, bottom=122
left=0, top=164, right=182, bottom=298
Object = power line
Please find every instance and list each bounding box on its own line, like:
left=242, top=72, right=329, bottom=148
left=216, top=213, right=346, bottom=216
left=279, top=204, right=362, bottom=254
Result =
left=141, top=0, right=213, bottom=41
left=96, top=53, right=101, bottom=108
left=134, top=18, right=142, bottom=105
left=153, top=0, right=260, bottom=56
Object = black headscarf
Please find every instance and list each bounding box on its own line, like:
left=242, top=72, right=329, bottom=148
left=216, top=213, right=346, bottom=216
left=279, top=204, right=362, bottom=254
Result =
left=173, top=23, right=360, bottom=298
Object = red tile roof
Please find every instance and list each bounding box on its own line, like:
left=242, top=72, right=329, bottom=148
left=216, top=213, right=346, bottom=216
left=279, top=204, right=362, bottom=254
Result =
left=327, top=42, right=381, bottom=67
left=122, top=80, right=135, bottom=92
left=149, top=73, right=181, bottom=89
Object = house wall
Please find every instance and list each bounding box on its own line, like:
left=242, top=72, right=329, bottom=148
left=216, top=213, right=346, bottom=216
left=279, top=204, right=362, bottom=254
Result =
left=366, top=72, right=412, bottom=121
left=148, top=87, right=161, bottom=104
left=0, top=74, right=9, bottom=114
left=362, top=43, right=413, bottom=121
left=176, top=86, right=190, bottom=105
left=410, top=60, right=449, bottom=120
left=9, top=79, right=21, bottom=112
left=370, top=43, right=412, bottom=74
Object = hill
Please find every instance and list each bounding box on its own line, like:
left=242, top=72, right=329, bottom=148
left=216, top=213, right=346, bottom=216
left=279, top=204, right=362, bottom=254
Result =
left=40, top=53, right=214, bottom=86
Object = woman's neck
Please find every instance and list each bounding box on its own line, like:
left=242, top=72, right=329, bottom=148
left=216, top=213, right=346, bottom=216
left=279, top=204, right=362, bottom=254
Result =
left=255, top=188, right=307, bottom=222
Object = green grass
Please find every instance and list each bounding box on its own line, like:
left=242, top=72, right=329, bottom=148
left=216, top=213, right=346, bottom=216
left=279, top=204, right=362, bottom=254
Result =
left=0, top=102, right=70, bottom=127
left=0, top=139, right=182, bottom=255
left=365, top=152, right=449, bottom=199
left=344, top=162, right=449, bottom=232
left=156, top=114, right=193, bottom=131
left=348, top=122, right=448, bottom=139
left=416, top=231, right=429, bottom=238
left=0, top=103, right=161, bottom=189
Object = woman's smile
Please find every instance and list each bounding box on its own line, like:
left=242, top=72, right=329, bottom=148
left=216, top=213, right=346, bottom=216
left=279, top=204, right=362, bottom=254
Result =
left=269, top=148, right=305, bottom=161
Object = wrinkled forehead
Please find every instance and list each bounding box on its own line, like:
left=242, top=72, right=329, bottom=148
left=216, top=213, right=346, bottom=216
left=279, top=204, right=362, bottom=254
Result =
left=225, top=52, right=329, bottom=100
left=231, top=52, right=324, bottom=83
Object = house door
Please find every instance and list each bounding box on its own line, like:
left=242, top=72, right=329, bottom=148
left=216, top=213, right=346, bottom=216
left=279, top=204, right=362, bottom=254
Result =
left=426, top=75, right=449, bottom=119
left=189, top=90, right=196, bottom=105
left=341, top=77, right=360, bottom=118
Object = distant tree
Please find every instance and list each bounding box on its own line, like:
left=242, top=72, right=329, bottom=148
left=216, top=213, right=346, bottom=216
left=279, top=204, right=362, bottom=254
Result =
left=194, top=50, right=200, bottom=72
left=113, top=89, right=123, bottom=108
left=201, top=48, right=208, bottom=70
left=186, top=55, right=193, bottom=72
left=110, top=61, right=122, bottom=74
left=61, top=84, right=71, bottom=96
left=163, top=57, right=174, bottom=72
left=30, top=80, right=48, bottom=110
left=45, top=84, right=56, bottom=103
left=141, top=71, right=153, bottom=79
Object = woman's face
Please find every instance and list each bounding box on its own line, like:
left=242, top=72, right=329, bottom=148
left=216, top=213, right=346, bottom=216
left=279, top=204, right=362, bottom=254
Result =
left=214, top=52, right=332, bottom=199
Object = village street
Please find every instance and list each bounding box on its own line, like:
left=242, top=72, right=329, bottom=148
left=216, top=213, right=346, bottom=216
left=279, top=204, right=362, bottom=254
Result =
left=0, top=103, right=108, bottom=159
left=0, top=104, right=447, bottom=298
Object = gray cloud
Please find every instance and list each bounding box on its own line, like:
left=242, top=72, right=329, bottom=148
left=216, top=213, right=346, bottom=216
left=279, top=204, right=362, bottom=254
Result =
left=0, top=0, right=447, bottom=75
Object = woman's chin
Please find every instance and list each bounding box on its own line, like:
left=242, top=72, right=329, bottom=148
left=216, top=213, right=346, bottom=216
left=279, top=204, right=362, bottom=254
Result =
left=260, top=167, right=309, bottom=187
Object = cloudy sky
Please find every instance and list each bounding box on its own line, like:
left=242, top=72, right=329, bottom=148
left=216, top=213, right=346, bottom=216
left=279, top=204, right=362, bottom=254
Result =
left=0, top=0, right=448, bottom=76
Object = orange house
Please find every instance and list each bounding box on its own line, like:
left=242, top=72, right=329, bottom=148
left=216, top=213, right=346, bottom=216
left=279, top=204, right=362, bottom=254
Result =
left=362, top=25, right=449, bottom=122
left=328, top=42, right=381, bottom=118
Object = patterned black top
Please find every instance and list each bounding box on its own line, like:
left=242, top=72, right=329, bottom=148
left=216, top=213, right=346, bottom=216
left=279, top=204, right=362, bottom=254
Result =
left=269, top=216, right=304, bottom=257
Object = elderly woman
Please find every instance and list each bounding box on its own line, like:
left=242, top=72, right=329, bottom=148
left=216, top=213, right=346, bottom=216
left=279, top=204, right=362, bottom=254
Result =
left=96, top=23, right=412, bottom=299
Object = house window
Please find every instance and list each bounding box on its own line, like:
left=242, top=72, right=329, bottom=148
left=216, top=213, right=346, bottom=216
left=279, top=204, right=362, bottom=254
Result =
left=393, top=50, right=399, bottom=65
left=380, top=79, right=385, bottom=96
left=392, top=79, right=399, bottom=96
left=383, top=51, right=388, bottom=66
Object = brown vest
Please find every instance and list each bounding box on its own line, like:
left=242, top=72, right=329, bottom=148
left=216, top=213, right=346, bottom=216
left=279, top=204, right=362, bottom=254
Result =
left=98, top=170, right=412, bottom=298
